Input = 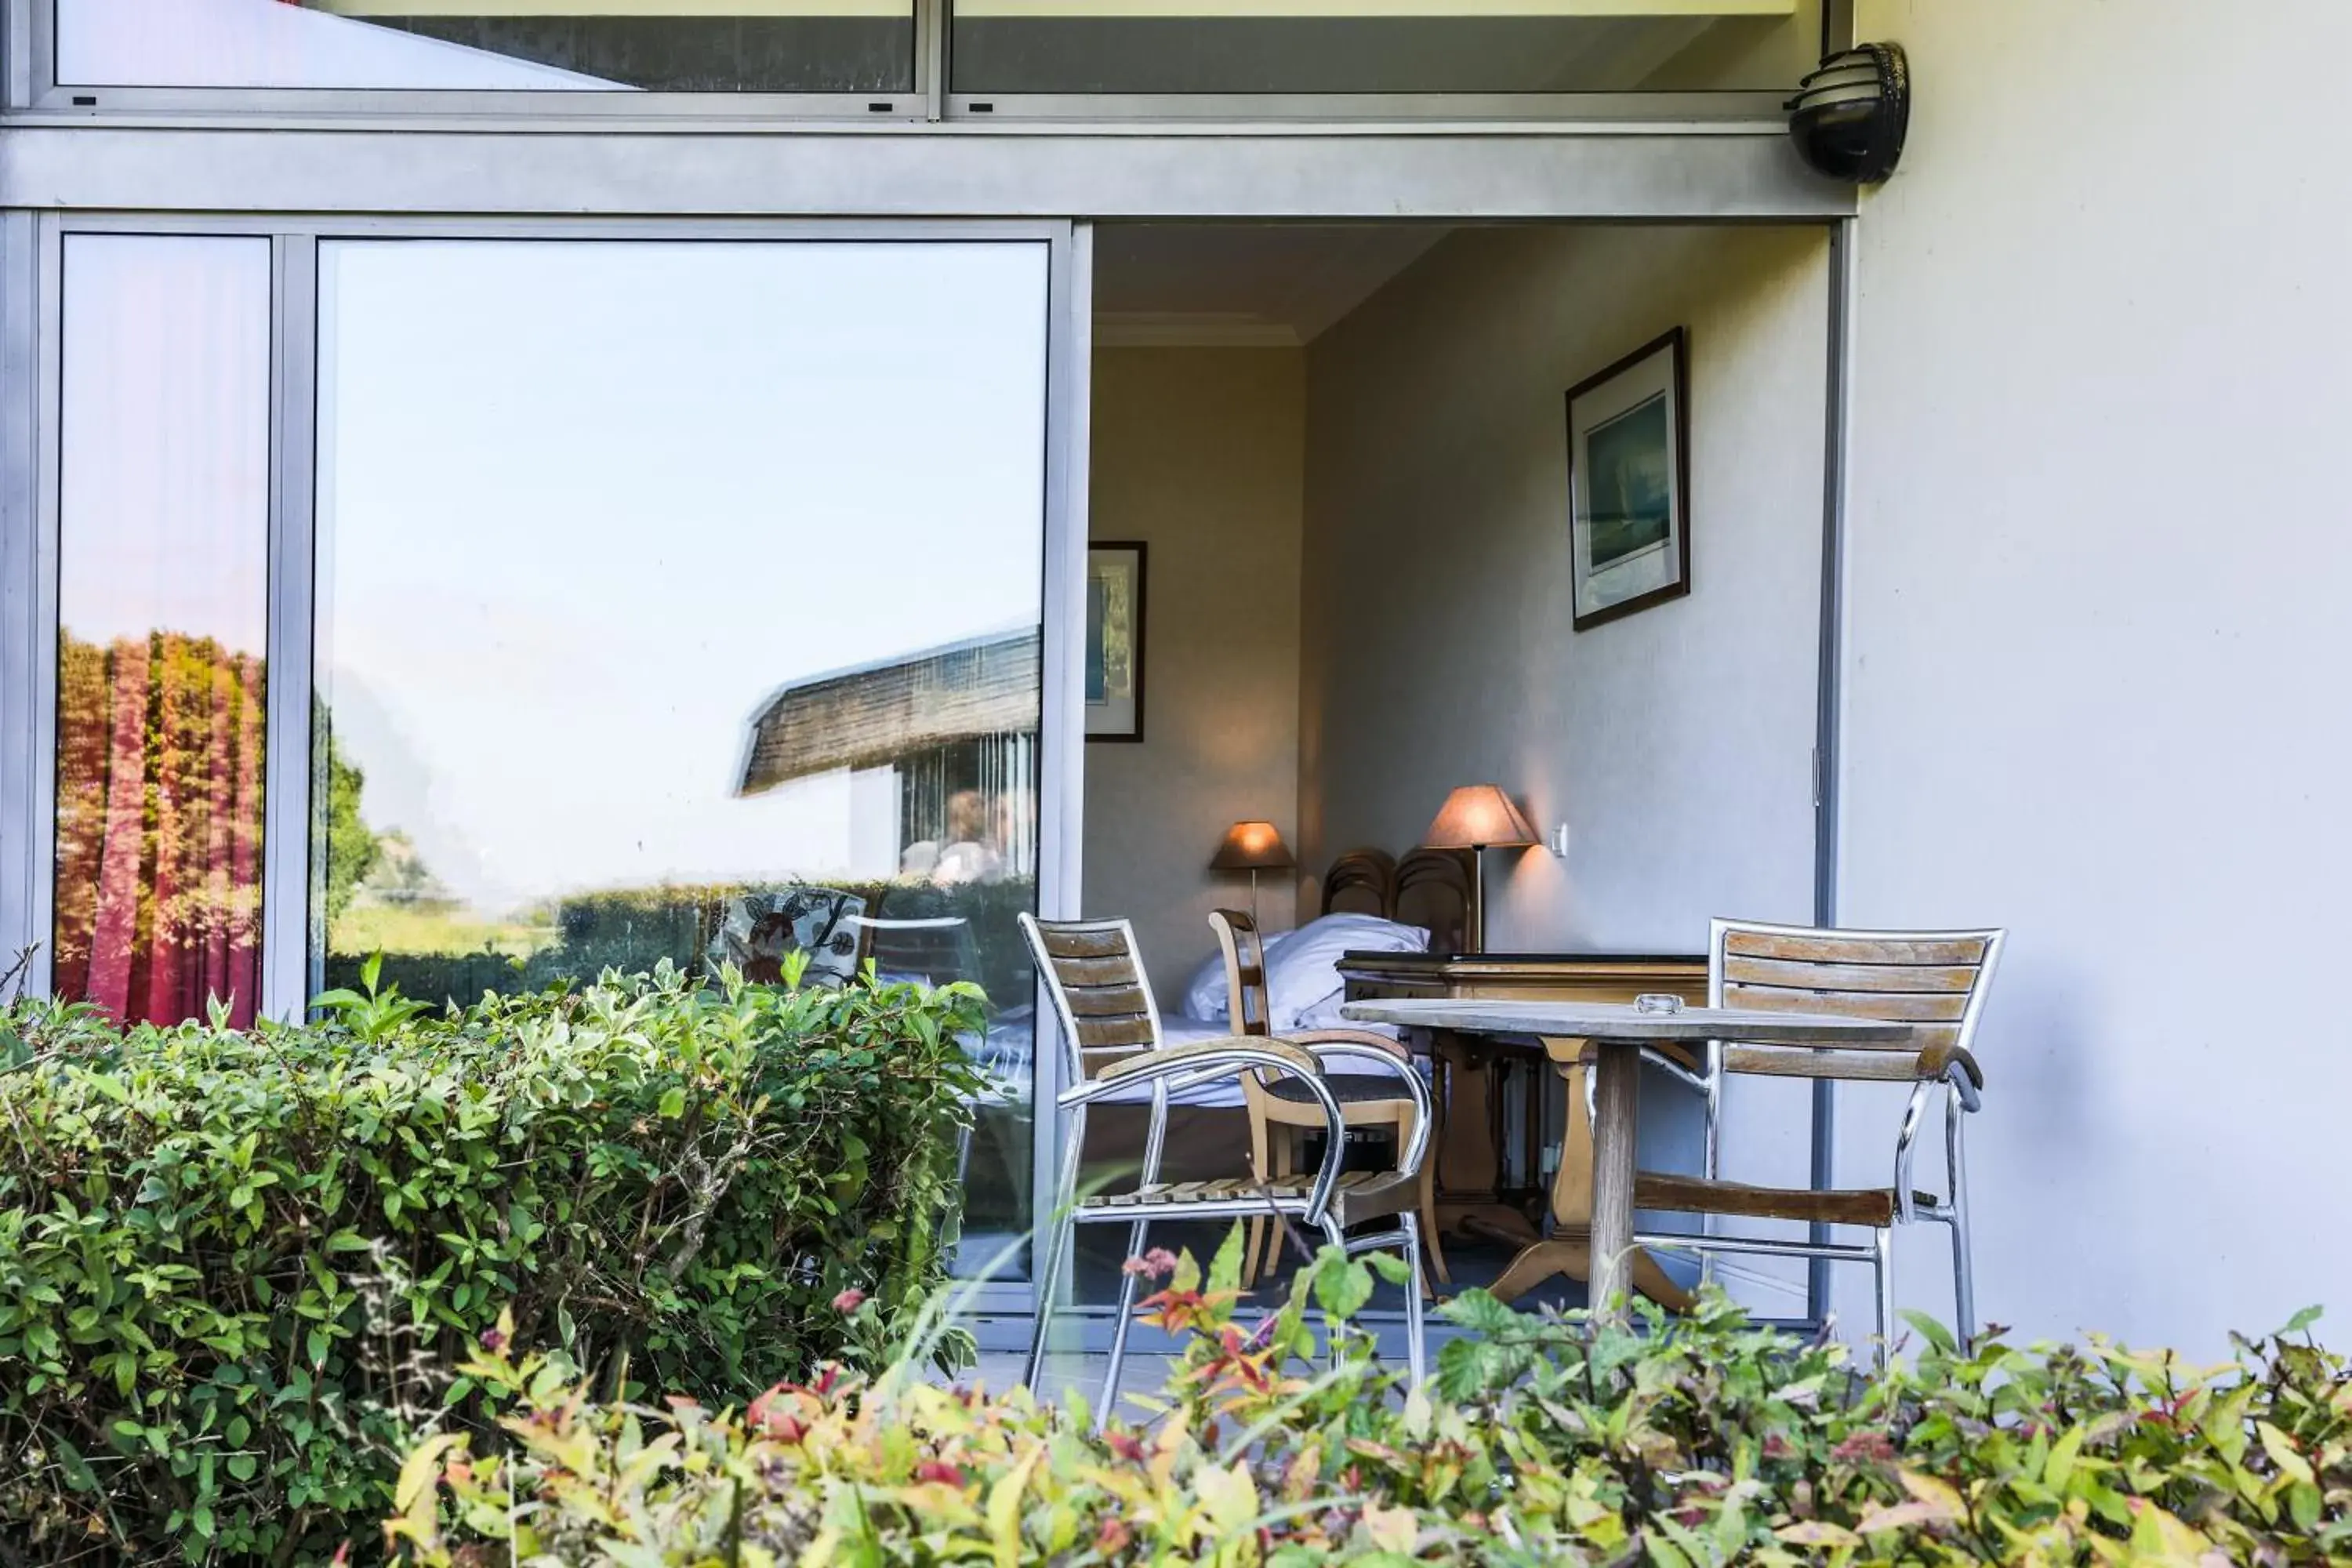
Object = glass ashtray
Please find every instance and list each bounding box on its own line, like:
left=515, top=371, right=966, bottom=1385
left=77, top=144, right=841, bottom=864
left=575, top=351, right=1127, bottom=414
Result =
left=1634, top=993, right=1685, bottom=1014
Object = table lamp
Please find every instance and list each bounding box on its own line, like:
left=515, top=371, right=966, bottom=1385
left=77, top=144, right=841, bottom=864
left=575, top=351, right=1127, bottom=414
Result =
left=1423, top=784, right=1539, bottom=953
left=1209, top=819, right=1295, bottom=927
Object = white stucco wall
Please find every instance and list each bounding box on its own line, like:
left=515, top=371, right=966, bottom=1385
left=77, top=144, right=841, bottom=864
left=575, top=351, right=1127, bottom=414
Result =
left=1837, top=0, right=2352, bottom=1352
left=1083, top=347, right=1307, bottom=1004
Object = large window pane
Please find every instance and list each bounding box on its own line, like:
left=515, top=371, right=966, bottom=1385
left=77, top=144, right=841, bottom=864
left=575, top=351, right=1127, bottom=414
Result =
left=53, top=235, right=273, bottom=1026
left=952, top=0, right=1816, bottom=96
left=58, top=0, right=914, bottom=93
left=314, top=238, right=1049, bottom=1271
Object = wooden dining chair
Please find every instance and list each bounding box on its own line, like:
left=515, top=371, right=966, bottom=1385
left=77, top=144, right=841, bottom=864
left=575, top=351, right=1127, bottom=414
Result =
left=1208, top=909, right=1449, bottom=1293
left=1019, top=914, right=1432, bottom=1421
left=1626, top=918, right=2004, bottom=1356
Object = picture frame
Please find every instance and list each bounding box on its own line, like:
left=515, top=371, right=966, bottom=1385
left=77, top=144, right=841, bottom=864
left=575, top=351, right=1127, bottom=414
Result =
left=1085, top=541, right=1147, bottom=742
left=1566, top=326, right=1691, bottom=631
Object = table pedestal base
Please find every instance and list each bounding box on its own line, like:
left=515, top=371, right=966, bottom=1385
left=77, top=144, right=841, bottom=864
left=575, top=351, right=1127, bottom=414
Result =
left=1486, top=1228, right=1694, bottom=1312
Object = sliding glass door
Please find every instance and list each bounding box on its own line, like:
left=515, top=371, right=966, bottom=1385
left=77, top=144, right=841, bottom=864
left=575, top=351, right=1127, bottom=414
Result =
left=31, top=220, right=1083, bottom=1294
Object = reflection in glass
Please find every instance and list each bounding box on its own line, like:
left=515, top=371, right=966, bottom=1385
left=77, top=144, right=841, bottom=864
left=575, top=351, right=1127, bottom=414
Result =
left=313, top=238, right=1049, bottom=1272
left=52, top=235, right=273, bottom=1025
left=952, top=0, right=1815, bottom=96
left=58, top=0, right=913, bottom=93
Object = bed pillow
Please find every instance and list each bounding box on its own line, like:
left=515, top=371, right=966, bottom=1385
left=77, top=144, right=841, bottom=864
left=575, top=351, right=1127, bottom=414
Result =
left=1177, top=928, right=1294, bottom=1022
left=1263, top=913, right=1428, bottom=1032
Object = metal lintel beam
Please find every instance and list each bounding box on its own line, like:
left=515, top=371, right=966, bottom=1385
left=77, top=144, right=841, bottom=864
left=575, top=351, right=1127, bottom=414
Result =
left=0, top=124, right=1853, bottom=220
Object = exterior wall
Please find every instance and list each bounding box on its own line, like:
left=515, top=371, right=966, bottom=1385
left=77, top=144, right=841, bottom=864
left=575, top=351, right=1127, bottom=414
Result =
left=1838, top=0, right=2352, bottom=1350
left=1298, top=223, right=1831, bottom=1305
left=1083, top=347, right=1306, bottom=1003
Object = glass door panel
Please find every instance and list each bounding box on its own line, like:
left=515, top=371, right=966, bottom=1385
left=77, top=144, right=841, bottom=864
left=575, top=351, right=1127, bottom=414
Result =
left=313, top=237, right=1050, bottom=1276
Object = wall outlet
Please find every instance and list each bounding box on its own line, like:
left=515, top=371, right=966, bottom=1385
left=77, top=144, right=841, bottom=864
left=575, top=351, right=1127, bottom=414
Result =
left=1547, top=822, right=1571, bottom=857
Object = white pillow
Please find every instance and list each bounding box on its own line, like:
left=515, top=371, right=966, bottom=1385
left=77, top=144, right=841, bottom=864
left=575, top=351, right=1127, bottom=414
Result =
left=1177, top=928, right=1293, bottom=1022
left=1262, top=913, right=1427, bottom=1032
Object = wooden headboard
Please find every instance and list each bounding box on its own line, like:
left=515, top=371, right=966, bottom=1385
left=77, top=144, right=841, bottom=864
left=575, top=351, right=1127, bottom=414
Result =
left=1321, top=847, right=1395, bottom=917
left=1320, top=843, right=1473, bottom=954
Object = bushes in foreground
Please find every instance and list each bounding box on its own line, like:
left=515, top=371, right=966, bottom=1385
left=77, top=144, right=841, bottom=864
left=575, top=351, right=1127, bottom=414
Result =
left=393, top=1232, right=2352, bottom=1566
left=0, top=961, right=985, bottom=1564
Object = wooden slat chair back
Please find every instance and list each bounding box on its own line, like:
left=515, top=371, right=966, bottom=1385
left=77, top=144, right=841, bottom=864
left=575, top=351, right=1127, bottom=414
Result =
left=1021, top=916, right=1163, bottom=1088
left=1018, top=911, right=1432, bottom=1419
left=1630, top=918, right=2005, bottom=1359
left=1210, top=907, right=1275, bottom=1037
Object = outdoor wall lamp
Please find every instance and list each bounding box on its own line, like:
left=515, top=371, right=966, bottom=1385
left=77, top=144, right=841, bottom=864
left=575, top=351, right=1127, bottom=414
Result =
left=1788, top=42, right=1911, bottom=185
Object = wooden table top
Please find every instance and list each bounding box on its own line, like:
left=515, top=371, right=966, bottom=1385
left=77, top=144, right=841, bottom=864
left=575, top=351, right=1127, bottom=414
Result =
left=1339, top=996, right=1915, bottom=1046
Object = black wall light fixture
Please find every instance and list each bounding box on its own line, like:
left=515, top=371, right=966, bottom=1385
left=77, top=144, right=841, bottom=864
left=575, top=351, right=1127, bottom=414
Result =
left=1788, top=42, right=1911, bottom=183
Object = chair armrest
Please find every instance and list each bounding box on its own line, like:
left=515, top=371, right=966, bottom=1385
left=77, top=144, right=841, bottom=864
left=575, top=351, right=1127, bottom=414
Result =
left=1091, top=1036, right=1317, bottom=1087
left=1917, top=1040, right=1984, bottom=1091
left=1275, top=1033, right=1435, bottom=1181
left=1279, top=1028, right=1411, bottom=1064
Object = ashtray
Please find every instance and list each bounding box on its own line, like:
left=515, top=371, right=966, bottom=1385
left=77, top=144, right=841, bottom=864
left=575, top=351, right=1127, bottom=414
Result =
left=1634, top=993, right=1685, bottom=1015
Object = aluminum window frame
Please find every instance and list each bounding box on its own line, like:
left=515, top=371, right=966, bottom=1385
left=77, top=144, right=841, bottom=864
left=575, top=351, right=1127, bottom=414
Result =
left=5, top=211, right=1086, bottom=1319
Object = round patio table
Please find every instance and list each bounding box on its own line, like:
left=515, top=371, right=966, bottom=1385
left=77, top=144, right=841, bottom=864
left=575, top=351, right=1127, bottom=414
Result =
left=1338, top=997, right=1914, bottom=1317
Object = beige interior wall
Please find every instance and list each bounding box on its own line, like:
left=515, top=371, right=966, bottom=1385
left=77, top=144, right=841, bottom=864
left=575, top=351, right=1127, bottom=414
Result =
left=1299, top=223, right=1828, bottom=951
left=1083, top=346, right=1306, bottom=1004
left=1295, top=224, right=1832, bottom=1308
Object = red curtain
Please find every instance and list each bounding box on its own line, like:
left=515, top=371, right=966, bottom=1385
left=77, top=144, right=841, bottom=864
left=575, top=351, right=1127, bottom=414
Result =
left=53, top=631, right=266, bottom=1026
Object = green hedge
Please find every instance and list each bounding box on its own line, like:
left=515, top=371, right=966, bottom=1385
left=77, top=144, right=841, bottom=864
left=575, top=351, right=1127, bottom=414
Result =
left=0, top=962, right=985, bottom=1564
left=325, top=877, right=1037, bottom=1012
left=392, top=1235, right=2352, bottom=1566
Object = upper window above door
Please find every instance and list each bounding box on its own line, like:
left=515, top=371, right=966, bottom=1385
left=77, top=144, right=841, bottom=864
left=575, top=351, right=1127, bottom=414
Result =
left=36, top=0, right=1816, bottom=111
left=55, top=0, right=916, bottom=93
left=950, top=0, right=1817, bottom=100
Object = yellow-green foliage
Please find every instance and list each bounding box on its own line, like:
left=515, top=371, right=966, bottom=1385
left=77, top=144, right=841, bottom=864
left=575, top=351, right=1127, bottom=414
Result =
left=394, top=1232, right=2352, bottom=1566
left=0, top=960, right=985, bottom=1564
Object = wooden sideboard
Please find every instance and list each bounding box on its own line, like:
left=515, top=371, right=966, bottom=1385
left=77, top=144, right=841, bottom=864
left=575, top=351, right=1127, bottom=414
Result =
left=1338, top=951, right=1708, bottom=1299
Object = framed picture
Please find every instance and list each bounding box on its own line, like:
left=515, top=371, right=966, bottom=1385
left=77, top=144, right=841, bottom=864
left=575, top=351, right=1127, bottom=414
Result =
left=1086, top=542, right=1146, bottom=741
left=1566, top=326, right=1691, bottom=631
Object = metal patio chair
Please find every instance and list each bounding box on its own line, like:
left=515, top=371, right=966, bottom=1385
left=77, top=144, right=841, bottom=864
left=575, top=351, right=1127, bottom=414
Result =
left=1018, top=913, right=1431, bottom=1421
left=1624, top=918, right=2004, bottom=1356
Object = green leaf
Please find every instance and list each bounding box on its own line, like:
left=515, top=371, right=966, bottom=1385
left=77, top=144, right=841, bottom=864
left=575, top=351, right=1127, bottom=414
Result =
left=1207, top=1221, right=1247, bottom=1295
left=226, top=1454, right=257, bottom=1483
left=1439, top=1288, right=1523, bottom=1338
left=1312, top=1248, right=1373, bottom=1323
left=1900, top=1309, right=1958, bottom=1356
left=658, top=1087, right=687, bottom=1120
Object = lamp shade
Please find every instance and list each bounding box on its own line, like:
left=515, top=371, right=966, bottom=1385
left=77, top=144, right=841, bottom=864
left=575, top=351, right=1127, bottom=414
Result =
left=1423, top=785, right=1539, bottom=850
left=1209, top=819, right=1296, bottom=872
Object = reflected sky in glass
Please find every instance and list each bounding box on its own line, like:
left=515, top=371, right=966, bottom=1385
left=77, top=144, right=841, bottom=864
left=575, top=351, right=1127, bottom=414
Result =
left=315, top=239, right=1050, bottom=918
